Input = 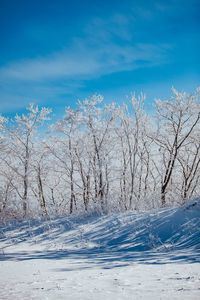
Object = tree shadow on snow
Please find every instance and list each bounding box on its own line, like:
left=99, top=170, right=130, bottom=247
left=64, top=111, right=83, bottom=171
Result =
left=0, top=247, right=199, bottom=270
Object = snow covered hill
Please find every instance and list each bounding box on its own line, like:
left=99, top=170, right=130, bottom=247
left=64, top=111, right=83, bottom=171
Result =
left=1, top=198, right=200, bottom=260
left=0, top=199, right=200, bottom=299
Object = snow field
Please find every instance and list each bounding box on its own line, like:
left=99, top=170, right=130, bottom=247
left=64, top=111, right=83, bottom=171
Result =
left=0, top=199, right=200, bottom=299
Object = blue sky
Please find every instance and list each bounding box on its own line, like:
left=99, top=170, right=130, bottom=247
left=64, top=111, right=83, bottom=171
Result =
left=0, top=0, right=199, bottom=116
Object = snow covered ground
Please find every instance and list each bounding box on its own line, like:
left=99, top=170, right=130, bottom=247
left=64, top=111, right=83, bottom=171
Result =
left=0, top=199, right=200, bottom=299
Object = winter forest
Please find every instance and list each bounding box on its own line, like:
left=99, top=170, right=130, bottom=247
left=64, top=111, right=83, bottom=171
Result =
left=0, top=87, right=200, bottom=219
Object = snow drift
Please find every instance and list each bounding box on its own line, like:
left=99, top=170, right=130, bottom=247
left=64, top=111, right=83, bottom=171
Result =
left=0, top=199, right=200, bottom=264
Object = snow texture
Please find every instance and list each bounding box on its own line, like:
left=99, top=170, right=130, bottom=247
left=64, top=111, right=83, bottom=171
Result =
left=0, top=199, right=200, bottom=299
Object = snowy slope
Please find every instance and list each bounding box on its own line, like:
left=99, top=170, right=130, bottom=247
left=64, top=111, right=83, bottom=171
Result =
left=0, top=198, right=200, bottom=261
left=0, top=199, right=200, bottom=299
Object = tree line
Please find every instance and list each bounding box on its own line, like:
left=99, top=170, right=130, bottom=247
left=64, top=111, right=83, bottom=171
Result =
left=0, top=87, right=200, bottom=219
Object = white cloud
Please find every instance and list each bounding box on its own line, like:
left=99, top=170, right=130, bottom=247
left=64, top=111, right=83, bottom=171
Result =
left=0, top=14, right=170, bottom=83
left=0, top=12, right=173, bottom=114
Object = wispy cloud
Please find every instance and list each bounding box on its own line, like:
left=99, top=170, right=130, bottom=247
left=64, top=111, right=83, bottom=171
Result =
left=0, top=10, right=175, bottom=115
left=0, top=14, right=170, bottom=83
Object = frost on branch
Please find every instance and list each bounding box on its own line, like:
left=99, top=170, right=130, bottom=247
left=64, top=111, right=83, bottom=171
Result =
left=0, top=88, right=200, bottom=219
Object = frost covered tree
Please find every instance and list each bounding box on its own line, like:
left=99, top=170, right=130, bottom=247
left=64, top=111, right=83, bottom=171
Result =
left=48, top=95, right=116, bottom=213
left=49, top=107, right=81, bottom=214
left=0, top=104, right=51, bottom=216
left=77, top=96, right=116, bottom=211
left=153, top=88, right=200, bottom=205
left=178, top=132, right=200, bottom=202
left=0, top=87, right=199, bottom=219
left=31, top=143, right=50, bottom=216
